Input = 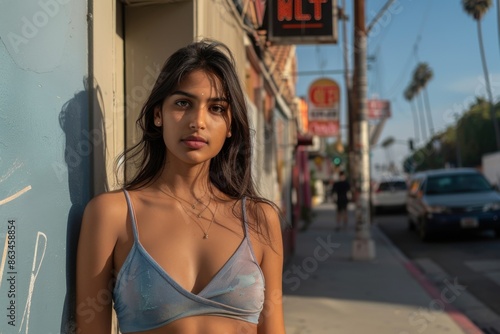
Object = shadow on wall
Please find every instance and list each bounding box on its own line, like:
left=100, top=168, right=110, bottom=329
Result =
left=58, top=77, right=108, bottom=333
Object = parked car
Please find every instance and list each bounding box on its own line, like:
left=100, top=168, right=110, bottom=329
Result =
left=371, top=177, right=408, bottom=214
left=407, top=168, right=500, bottom=241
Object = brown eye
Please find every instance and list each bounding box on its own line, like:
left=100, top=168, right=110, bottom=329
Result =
left=175, top=100, right=190, bottom=108
left=210, top=105, right=226, bottom=114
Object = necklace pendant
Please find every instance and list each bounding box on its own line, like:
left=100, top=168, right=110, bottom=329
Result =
left=203, top=234, right=209, bottom=239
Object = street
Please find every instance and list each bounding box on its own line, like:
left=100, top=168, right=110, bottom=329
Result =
left=374, top=210, right=500, bottom=333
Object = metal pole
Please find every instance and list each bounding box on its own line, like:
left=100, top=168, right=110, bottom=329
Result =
left=352, top=0, right=375, bottom=260
left=341, top=0, right=355, bottom=193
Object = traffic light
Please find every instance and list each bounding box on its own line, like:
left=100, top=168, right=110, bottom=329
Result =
left=333, top=156, right=342, bottom=166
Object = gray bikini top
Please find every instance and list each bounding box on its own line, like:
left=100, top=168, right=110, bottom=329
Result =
left=112, top=189, right=265, bottom=333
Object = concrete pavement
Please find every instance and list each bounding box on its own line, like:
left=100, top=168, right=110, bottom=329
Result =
left=283, top=202, right=483, bottom=334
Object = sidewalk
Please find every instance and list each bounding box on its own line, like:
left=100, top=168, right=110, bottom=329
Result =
left=283, top=202, right=483, bottom=334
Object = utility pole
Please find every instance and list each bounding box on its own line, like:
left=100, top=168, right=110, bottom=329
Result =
left=340, top=0, right=355, bottom=193
left=352, top=0, right=375, bottom=260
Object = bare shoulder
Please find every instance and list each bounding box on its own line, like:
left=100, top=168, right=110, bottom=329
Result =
left=82, top=190, right=128, bottom=233
left=246, top=199, right=283, bottom=249
left=246, top=199, right=280, bottom=223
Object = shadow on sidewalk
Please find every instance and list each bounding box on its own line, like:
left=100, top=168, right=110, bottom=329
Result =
left=283, top=203, right=448, bottom=308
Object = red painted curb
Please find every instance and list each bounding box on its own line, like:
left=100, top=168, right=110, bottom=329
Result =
left=403, top=261, right=484, bottom=334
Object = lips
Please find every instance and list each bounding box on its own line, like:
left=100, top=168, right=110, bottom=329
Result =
left=182, top=135, right=208, bottom=149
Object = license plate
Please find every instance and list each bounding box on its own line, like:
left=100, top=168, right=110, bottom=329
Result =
left=460, top=217, right=478, bottom=228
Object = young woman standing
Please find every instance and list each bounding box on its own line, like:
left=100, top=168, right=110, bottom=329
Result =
left=76, top=40, right=285, bottom=334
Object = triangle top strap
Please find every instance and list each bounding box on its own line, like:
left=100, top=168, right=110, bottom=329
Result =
left=123, top=190, right=249, bottom=241
left=122, top=189, right=139, bottom=240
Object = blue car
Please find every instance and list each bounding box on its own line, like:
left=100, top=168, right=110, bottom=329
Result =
left=407, top=168, right=500, bottom=241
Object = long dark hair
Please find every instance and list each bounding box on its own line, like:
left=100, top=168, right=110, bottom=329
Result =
left=118, top=40, right=281, bottom=229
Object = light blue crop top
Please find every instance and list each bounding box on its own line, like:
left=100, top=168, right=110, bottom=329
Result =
left=113, top=190, right=265, bottom=333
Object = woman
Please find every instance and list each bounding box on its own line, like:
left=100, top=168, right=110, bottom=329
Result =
left=76, top=40, right=285, bottom=334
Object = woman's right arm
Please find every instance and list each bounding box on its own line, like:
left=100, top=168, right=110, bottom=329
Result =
left=76, top=194, right=122, bottom=334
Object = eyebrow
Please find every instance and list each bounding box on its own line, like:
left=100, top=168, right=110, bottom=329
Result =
left=171, top=90, right=228, bottom=103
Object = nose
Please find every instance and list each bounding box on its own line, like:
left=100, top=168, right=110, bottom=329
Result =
left=189, top=106, right=206, bottom=130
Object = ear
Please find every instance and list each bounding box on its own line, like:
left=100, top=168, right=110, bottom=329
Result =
left=154, top=106, right=162, bottom=126
left=226, top=117, right=232, bottom=137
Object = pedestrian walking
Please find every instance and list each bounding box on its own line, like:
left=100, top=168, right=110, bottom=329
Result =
left=76, top=40, right=285, bottom=334
left=331, top=170, right=350, bottom=231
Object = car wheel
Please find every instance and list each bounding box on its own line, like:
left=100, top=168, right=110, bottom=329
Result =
left=371, top=204, right=378, bottom=216
left=418, top=220, right=432, bottom=242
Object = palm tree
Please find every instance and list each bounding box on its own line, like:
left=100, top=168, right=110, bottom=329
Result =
left=404, top=85, right=420, bottom=144
left=414, top=81, right=428, bottom=142
left=409, top=71, right=428, bottom=142
left=462, top=0, right=500, bottom=149
left=414, top=63, right=435, bottom=136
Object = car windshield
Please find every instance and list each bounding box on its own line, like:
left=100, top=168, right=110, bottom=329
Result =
left=425, top=173, right=493, bottom=194
left=378, top=181, right=407, bottom=191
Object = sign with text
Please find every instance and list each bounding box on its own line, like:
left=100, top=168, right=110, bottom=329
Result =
left=367, top=99, right=391, bottom=119
left=268, top=0, right=338, bottom=44
left=307, top=78, right=339, bottom=137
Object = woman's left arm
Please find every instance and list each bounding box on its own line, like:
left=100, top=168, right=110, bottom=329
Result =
left=257, top=204, right=286, bottom=334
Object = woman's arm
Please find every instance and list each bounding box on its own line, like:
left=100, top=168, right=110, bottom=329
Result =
left=257, top=203, right=286, bottom=334
left=76, top=193, right=122, bottom=334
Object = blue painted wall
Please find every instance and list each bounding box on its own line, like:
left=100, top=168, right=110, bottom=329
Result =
left=0, top=0, right=89, bottom=333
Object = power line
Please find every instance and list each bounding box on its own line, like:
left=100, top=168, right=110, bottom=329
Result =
left=386, top=2, right=433, bottom=99
left=295, top=69, right=347, bottom=76
left=386, top=51, right=414, bottom=99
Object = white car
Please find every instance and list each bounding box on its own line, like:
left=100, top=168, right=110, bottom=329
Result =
left=371, top=178, right=408, bottom=214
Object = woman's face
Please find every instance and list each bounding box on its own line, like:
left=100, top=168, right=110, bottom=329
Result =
left=154, top=70, right=232, bottom=166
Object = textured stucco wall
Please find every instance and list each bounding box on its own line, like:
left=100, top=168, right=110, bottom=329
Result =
left=0, top=0, right=89, bottom=332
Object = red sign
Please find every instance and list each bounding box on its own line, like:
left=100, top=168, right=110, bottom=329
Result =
left=307, top=78, right=340, bottom=137
left=308, top=121, right=339, bottom=137
left=309, top=85, right=339, bottom=107
left=367, top=99, right=391, bottom=119
left=268, top=0, right=338, bottom=44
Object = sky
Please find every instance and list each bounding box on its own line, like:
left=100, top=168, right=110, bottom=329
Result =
left=294, top=0, right=500, bottom=179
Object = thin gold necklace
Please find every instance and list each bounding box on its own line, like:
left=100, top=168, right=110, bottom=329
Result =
left=160, top=185, right=218, bottom=239
left=175, top=197, right=218, bottom=239
left=161, top=185, right=211, bottom=218
left=199, top=202, right=218, bottom=239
